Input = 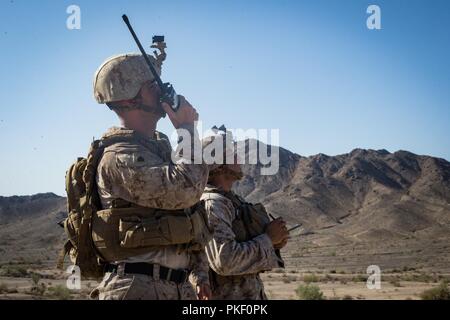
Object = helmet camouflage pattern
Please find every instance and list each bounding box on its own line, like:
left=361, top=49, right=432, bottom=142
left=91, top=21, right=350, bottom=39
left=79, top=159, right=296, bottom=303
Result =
left=93, top=53, right=161, bottom=104
left=202, top=126, right=243, bottom=180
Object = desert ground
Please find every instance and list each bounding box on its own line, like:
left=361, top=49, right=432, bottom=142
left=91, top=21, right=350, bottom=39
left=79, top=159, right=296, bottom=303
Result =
left=0, top=235, right=450, bottom=300
left=0, top=268, right=447, bottom=300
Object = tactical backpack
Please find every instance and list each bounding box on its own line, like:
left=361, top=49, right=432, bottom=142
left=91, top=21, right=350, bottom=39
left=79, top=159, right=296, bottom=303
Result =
left=57, top=139, right=111, bottom=279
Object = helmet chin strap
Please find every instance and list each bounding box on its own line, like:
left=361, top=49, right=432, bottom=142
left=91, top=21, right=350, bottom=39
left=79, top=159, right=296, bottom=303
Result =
left=132, top=97, right=167, bottom=118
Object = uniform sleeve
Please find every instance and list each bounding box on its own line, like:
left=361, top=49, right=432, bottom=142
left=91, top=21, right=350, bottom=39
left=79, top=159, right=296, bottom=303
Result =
left=204, top=197, right=280, bottom=276
left=99, top=127, right=209, bottom=210
left=188, top=249, right=210, bottom=287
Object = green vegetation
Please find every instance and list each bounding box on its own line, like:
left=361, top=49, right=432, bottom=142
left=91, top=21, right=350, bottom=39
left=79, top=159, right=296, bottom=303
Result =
left=398, top=273, right=436, bottom=283
left=30, top=283, right=46, bottom=296
left=351, top=274, right=367, bottom=282
left=29, top=272, right=46, bottom=296
left=296, top=284, right=325, bottom=300
left=0, top=265, right=29, bottom=277
left=47, top=285, right=72, bottom=300
left=282, top=275, right=297, bottom=284
left=420, top=282, right=450, bottom=300
left=389, top=278, right=402, bottom=287
left=272, top=268, right=285, bottom=274
left=0, top=282, right=18, bottom=294
left=403, top=266, right=416, bottom=272
left=30, top=272, right=41, bottom=285
left=303, top=274, right=319, bottom=283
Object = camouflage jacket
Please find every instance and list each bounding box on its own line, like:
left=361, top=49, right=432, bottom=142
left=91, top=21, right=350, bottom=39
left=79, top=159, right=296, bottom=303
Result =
left=202, top=186, right=281, bottom=299
left=95, top=126, right=209, bottom=285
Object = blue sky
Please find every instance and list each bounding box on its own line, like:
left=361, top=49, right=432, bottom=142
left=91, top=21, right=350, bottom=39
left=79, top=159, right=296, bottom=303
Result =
left=0, top=0, right=449, bottom=196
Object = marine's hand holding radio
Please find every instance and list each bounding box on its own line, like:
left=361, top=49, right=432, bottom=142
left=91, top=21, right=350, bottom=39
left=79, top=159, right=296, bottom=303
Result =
left=162, top=95, right=199, bottom=129
left=122, top=14, right=181, bottom=113
left=265, top=217, right=289, bottom=246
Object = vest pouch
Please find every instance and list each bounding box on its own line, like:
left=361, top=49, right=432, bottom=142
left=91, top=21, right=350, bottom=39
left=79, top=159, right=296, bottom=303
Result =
left=66, top=210, right=81, bottom=245
left=119, top=213, right=194, bottom=248
left=189, top=207, right=213, bottom=247
left=231, top=216, right=248, bottom=242
left=92, top=207, right=197, bottom=262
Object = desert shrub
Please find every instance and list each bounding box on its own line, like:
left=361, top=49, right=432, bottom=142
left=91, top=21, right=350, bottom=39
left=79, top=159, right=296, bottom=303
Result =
left=420, top=282, right=450, bottom=300
left=47, top=285, right=72, bottom=300
left=400, top=273, right=434, bottom=283
left=30, top=283, right=46, bottom=296
left=272, top=268, right=285, bottom=274
left=30, top=272, right=42, bottom=285
left=0, top=282, right=18, bottom=294
left=352, top=274, right=367, bottom=282
left=296, top=284, right=324, bottom=300
left=0, top=282, right=8, bottom=293
left=29, top=272, right=46, bottom=296
left=282, top=276, right=297, bottom=284
left=303, top=274, right=319, bottom=283
left=403, top=266, right=416, bottom=272
left=0, top=265, right=28, bottom=277
left=34, top=259, right=43, bottom=265
left=389, top=278, right=402, bottom=287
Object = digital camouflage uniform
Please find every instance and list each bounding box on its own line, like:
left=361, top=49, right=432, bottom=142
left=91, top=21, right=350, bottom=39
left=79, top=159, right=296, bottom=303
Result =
left=202, top=185, right=283, bottom=300
left=90, top=126, right=210, bottom=300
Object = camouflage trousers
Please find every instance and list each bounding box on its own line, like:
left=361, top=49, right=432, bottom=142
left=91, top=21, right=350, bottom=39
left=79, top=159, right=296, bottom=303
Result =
left=90, top=272, right=197, bottom=300
left=211, top=273, right=267, bottom=300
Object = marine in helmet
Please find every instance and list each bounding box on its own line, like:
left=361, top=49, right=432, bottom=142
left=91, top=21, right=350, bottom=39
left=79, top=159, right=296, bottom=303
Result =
left=201, top=128, right=289, bottom=300
left=89, top=42, right=212, bottom=300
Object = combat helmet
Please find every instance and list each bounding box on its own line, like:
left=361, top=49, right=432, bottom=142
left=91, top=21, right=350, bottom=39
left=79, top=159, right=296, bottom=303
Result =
left=93, top=41, right=167, bottom=104
left=202, top=125, right=243, bottom=181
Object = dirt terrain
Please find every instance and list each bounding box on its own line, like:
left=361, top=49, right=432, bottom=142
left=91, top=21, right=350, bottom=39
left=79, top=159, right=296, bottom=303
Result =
left=0, top=266, right=448, bottom=300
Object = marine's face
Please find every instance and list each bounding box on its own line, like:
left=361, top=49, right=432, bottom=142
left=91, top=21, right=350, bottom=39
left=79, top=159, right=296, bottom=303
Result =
left=139, top=80, right=162, bottom=109
left=222, top=164, right=243, bottom=190
left=227, top=164, right=243, bottom=181
left=140, top=81, right=165, bottom=117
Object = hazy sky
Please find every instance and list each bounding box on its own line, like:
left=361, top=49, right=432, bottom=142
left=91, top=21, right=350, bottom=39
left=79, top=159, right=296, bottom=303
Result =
left=0, top=0, right=449, bottom=196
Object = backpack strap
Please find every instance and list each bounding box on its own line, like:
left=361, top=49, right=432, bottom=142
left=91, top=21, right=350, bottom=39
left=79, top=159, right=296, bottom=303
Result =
left=203, top=187, right=250, bottom=217
left=56, top=239, right=73, bottom=270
